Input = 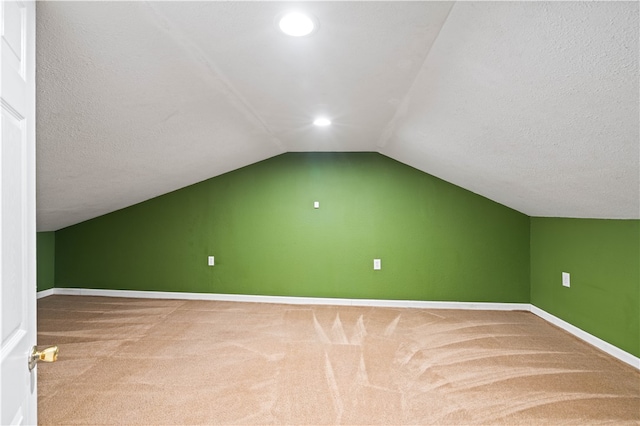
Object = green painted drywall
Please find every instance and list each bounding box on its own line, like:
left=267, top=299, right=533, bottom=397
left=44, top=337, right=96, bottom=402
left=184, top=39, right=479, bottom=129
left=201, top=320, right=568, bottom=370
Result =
left=530, top=218, right=640, bottom=357
left=37, top=231, right=55, bottom=291
left=55, top=152, right=530, bottom=302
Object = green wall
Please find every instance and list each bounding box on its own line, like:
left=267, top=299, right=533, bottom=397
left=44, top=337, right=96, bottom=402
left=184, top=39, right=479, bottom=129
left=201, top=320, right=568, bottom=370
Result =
left=37, top=231, right=56, bottom=291
left=50, top=153, right=640, bottom=358
left=530, top=218, right=640, bottom=357
left=55, top=152, right=530, bottom=302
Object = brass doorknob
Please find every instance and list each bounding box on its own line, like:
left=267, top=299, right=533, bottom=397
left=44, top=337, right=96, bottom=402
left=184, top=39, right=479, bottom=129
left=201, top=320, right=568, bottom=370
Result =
left=29, top=346, right=58, bottom=371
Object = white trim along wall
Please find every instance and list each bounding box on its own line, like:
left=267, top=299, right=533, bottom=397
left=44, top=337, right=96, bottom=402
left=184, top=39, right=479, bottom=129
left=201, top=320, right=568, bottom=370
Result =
left=38, top=288, right=640, bottom=370
left=36, top=288, right=55, bottom=299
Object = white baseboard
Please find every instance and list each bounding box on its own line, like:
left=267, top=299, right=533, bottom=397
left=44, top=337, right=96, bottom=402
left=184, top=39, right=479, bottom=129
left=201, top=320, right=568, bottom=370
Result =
left=47, top=287, right=529, bottom=311
left=530, top=305, right=639, bottom=370
left=36, top=288, right=55, bottom=299
left=37, top=288, right=639, bottom=370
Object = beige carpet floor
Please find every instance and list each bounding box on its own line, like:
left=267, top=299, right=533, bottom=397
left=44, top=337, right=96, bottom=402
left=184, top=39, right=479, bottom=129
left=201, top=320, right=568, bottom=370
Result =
left=37, top=295, right=639, bottom=425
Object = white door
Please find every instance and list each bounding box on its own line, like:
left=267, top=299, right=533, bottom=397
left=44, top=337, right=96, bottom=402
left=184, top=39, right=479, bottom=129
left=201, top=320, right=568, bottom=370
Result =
left=0, top=0, right=37, bottom=424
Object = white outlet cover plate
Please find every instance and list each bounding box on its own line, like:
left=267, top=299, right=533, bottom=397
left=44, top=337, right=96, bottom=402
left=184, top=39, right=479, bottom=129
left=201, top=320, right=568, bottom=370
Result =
left=208, top=256, right=215, bottom=266
left=374, top=259, right=381, bottom=270
left=314, top=201, right=319, bottom=209
left=562, top=272, right=570, bottom=287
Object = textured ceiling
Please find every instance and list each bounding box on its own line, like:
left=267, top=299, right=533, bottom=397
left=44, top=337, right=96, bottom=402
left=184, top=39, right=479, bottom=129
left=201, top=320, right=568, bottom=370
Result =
left=36, top=1, right=639, bottom=231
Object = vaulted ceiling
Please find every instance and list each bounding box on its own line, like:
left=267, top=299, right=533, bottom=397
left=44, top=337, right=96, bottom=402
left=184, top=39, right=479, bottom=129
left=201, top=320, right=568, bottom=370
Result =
left=36, top=1, right=639, bottom=231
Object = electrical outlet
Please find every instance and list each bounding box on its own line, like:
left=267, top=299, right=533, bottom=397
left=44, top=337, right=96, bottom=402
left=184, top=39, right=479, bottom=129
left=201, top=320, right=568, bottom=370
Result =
left=208, top=256, right=215, bottom=266
left=373, top=259, right=381, bottom=270
left=562, top=272, right=570, bottom=287
left=314, top=201, right=319, bottom=209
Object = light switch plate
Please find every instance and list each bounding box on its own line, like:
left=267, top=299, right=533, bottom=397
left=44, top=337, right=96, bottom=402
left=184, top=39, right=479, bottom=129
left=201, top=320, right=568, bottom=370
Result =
left=373, top=259, right=381, bottom=270
left=314, top=201, right=319, bottom=209
left=208, top=256, right=215, bottom=266
left=562, top=272, right=570, bottom=287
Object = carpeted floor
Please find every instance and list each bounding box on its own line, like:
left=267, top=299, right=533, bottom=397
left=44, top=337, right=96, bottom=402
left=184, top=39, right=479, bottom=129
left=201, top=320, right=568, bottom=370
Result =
left=37, top=295, right=640, bottom=425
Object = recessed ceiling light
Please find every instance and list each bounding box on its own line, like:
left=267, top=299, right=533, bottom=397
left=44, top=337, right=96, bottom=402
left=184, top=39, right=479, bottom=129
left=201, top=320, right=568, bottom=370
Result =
left=313, top=117, right=331, bottom=127
left=278, top=12, right=317, bottom=37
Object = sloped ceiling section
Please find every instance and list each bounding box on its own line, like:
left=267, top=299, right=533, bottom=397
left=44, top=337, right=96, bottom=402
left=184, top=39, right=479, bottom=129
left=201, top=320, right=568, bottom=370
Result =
left=380, top=2, right=639, bottom=220
left=36, top=1, right=639, bottom=231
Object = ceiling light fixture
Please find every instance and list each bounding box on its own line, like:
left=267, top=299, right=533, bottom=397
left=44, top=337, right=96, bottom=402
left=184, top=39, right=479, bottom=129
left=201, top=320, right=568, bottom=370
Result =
left=278, top=12, right=317, bottom=37
left=313, top=117, right=331, bottom=127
